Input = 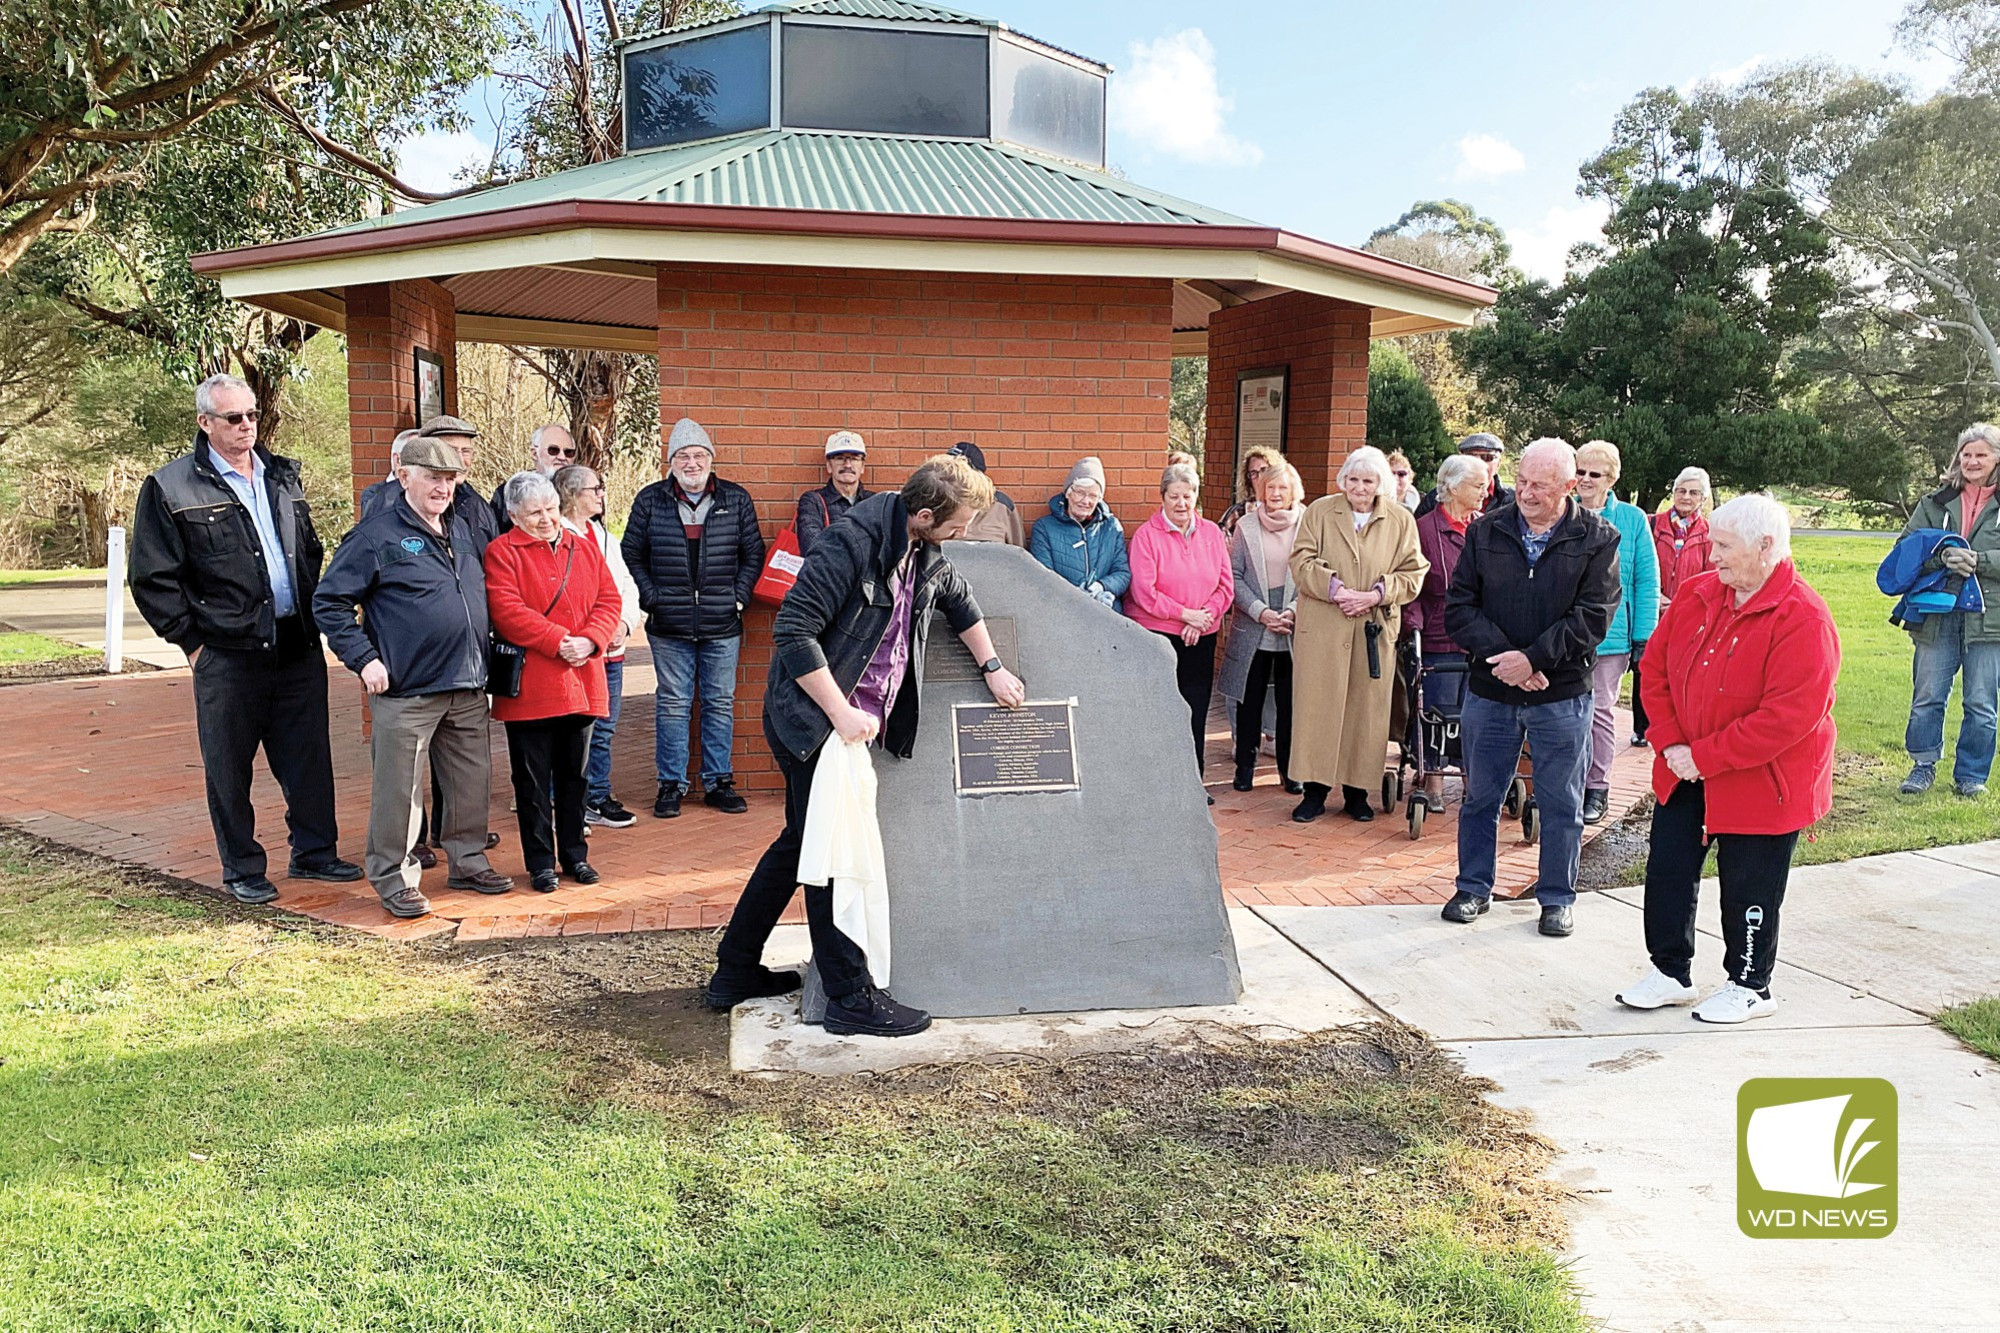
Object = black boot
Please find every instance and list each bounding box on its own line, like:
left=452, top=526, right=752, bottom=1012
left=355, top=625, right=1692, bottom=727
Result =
left=823, top=985, right=932, bottom=1037
left=703, top=964, right=804, bottom=1010
left=1342, top=785, right=1375, bottom=822
left=1233, top=762, right=1254, bottom=792
left=1582, top=787, right=1610, bottom=825
left=1291, top=782, right=1330, bottom=823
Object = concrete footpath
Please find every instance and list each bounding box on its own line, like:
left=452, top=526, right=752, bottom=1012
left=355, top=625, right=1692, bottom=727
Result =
left=1261, top=843, right=2000, bottom=1333
left=0, top=578, right=185, bottom=669
left=743, top=842, right=2000, bottom=1330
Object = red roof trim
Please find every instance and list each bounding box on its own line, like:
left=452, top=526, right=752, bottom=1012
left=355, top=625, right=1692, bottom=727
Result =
left=191, top=199, right=1496, bottom=306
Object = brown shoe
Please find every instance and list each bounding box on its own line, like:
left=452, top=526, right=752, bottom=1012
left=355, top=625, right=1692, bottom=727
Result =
left=382, top=886, right=432, bottom=918
left=447, top=869, right=513, bottom=895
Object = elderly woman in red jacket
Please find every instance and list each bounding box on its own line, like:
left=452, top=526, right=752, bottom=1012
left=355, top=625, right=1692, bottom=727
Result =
left=1617, top=493, right=1840, bottom=1026
left=486, top=471, right=623, bottom=892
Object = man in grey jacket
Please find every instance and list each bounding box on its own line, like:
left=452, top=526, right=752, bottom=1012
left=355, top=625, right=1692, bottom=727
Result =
left=314, top=438, right=513, bottom=918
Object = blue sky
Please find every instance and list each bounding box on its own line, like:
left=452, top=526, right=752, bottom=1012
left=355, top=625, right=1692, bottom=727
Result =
left=401, top=0, right=1949, bottom=279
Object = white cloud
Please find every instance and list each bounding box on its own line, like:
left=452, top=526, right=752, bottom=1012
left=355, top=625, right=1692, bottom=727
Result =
left=1510, top=199, right=1613, bottom=282
left=1682, top=53, right=1766, bottom=93
left=1110, top=29, right=1263, bottom=167
left=393, top=128, right=490, bottom=194
left=1454, top=133, right=1526, bottom=181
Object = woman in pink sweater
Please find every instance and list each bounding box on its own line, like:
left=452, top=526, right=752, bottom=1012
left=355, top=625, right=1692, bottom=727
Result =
left=1127, top=461, right=1235, bottom=793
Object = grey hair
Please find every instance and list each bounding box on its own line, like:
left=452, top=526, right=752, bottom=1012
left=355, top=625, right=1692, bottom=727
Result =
left=503, top=469, right=560, bottom=516
left=530, top=422, right=572, bottom=453
left=389, top=428, right=420, bottom=464
left=1672, top=466, right=1712, bottom=502
left=1519, top=437, right=1579, bottom=481
left=1436, top=453, right=1487, bottom=501
left=1337, top=445, right=1397, bottom=496
left=1161, top=462, right=1201, bottom=495
left=194, top=373, right=253, bottom=416
left=1709, top=493, right=1792, bottom=563
left=551, top=463, right=599, bottom=511
left=1949, top=423, right=2000, bottom=489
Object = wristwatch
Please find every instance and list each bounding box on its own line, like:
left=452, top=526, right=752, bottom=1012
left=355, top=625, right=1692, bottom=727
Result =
left=979, top=657, right=1004, bottom=674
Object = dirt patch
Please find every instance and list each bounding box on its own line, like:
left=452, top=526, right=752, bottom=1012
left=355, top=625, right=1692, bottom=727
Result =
left=1578, top=793, right=1653, bottom=891
left=0, top=655, right=159, bottom=686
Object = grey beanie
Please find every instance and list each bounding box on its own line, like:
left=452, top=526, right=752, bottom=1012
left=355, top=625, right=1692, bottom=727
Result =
left=666, top=417, right=714, bottom=463
left=1065, top=456, right=1106, bottom=491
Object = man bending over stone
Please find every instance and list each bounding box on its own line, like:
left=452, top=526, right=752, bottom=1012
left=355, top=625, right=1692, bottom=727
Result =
left=706, top=454, right=1026, bottom=1037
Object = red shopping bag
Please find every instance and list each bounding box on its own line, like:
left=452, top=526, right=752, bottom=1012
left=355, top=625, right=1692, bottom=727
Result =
left=753, top=521, right=806, bottom=606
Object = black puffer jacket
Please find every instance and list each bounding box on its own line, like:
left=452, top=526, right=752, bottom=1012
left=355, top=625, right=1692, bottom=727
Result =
left=130, top=435, right=324, bottom=654
left=621, top=475, right=766, bottom=640
left=1443, top=498, right=1622, bottom=706
left=765, top=492, right=982, bottom=761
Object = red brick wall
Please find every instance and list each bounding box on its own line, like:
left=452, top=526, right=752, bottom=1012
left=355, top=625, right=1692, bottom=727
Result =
left=653, top=262, right=1176, bottom=790
left=1202, top=292, right=1371, bottom=511
left=345, top=279, right=459, bottom=518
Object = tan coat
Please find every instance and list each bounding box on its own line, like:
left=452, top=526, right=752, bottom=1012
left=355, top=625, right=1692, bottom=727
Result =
left=1288, top=495, right=1428, bottom=789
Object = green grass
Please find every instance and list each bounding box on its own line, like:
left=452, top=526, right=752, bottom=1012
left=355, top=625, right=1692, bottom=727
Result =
left=0, top=631, right=95, bottom=665
left=0, top=567, right=104, bottom=587
left=1790, top=535, right=2000, bottom=867
left=0, top=837, right=1586, bottom=1333
left=1938, top=997, right=2000, bottom=1063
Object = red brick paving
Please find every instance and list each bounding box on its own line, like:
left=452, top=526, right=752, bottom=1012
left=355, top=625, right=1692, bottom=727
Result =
left=0, top=663, right=1652, bottom=941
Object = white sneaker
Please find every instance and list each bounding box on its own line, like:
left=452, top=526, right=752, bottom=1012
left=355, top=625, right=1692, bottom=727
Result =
left=1693, top=983, right=1778, bottom=1024
left=1616, top=967, right=1698, bottom=1010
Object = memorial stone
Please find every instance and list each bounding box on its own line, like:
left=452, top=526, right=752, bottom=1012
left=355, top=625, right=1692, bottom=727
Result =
left=803, top=541, right=1241, bottom=1020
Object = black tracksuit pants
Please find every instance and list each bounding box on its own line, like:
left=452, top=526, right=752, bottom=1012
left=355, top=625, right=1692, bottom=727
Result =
left=1233, top=648, right=1293, bottom=781
left=716, top=724, right=872, bottom=1000
left=190, top=620, right=339, bottom=883
left=504, top=715, right=592, bottom=875
left=1643, top=779, right=1798, bottom=994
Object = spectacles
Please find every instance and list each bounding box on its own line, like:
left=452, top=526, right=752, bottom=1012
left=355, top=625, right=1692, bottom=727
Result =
left=1577, top=469, right=1610, bottom=480
left=583, top=484, right=606, bottom=494
left=546, top=446, right=578, bottom=459
left=205, top=410, right=260, bottom=426
left=1392, top=470, right=1412, bottom=479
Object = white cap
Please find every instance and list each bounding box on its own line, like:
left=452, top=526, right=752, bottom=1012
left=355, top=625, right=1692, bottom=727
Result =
left=824, top=430, right=866, bottom=457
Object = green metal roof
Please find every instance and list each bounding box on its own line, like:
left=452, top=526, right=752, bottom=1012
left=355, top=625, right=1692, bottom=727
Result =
left=346, top=129, right=1253, bottom=237
left=619, top=1, right=1105, bottom=68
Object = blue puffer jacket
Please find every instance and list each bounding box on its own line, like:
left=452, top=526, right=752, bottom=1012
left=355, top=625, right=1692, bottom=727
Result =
left=1593, top=497, right=1659, bottom=657
left=1028, top=494, right=1131, bottom=609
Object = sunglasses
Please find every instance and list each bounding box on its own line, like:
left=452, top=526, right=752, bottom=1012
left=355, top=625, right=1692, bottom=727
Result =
left=1578, top=469, right=1610, bottom=480
left=205, top=410, right=261, bottom=426
left=1392, top=470, right=1412, bottom=479
left=545, top=446, right=578, bottom=459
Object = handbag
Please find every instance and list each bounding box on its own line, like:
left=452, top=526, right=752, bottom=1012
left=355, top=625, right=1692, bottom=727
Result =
left=487, top=541, right=575, bottom=699
left=753, top=492, right=832, bottom=607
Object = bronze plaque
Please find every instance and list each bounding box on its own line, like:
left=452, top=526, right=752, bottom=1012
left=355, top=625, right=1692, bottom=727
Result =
left=924, top=615, right=1018, bottom=683
left=952, top=699, right=1079, bottom=795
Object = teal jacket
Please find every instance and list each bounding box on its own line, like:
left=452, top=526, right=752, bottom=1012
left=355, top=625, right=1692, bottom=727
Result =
left=1902, top=484, right=2000, bottom=644
left=1592, top=498, right=1659, bottom=656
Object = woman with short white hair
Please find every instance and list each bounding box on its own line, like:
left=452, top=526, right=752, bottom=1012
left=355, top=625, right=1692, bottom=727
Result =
left=1896, top=423, right=2000, bottom=797
left=1286, top=446, right=1429, bottom=822
left=1618, top=493, right=1840, bottom=1024
left=1637, top=466, right=1717, bottom=747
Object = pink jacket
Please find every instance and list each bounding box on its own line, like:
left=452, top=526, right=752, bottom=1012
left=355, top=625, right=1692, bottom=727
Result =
left=1125, top=509, right=1233, bottom=636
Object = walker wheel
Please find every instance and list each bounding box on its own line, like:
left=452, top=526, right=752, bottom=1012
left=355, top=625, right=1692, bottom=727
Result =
left=1407, top=796, right=1426, bottom=841
left=1520, top=799, right=1540, bottom=846
left=1382, top=772, right=1398, bottom=813
left=1504, top=779, right=1524, bottom=818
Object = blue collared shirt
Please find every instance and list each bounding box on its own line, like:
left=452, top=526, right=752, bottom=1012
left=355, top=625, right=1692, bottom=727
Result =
left=208, top=447, right=296, bottom=616
left=1518, top=509, right=1555, bottom=569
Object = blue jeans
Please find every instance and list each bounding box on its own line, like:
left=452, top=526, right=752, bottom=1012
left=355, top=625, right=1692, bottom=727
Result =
left=1455, top=691, right=1591, bottom=907
left=650, top=634, right=741, bottom=790
left=1906, top=617, right=2000, bottom=787
left=585, top=655, right=625, bottom=803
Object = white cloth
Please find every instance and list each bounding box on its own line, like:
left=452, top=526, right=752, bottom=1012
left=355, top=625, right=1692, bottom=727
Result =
left=798, top=738, right=890, bottom=986
left=564, top=515, right=643, bottom=661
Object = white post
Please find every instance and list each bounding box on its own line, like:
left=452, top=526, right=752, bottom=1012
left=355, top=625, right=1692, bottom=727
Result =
left=104, top=525, right=126, bottom=675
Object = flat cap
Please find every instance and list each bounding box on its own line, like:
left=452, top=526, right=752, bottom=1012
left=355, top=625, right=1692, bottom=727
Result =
left=417, top=414, right=479, bottom=440
left=399, top=438, right=469, bottom=474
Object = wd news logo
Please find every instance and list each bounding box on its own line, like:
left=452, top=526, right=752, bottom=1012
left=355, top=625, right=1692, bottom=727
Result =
left=1738, top=1078, right=1897, bottom=1238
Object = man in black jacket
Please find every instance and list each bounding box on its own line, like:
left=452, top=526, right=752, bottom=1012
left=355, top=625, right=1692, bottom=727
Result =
left=793, top=429, right=872, bottom=555
left=131, top=374, right=360, bottom=903
left=1442, top=438, right=1622, bottom=937
left=314, top=438, right=513, bottom=918
left=622, top=417, right=766, bottom=818
left=707, top=455, right=1025, bottom=1037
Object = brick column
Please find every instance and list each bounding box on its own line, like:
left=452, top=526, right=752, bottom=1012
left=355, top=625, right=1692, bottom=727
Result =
left=656, top=261, right=1176, bottom=792
left=1202, top=292, right=1370, bottom=513
left=344, top=279, right=459, bottom=517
